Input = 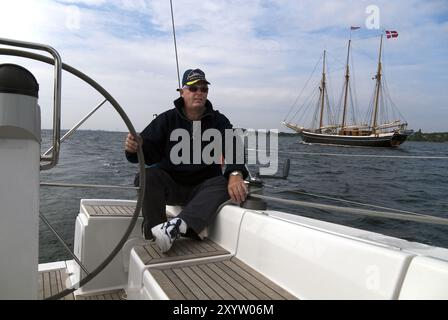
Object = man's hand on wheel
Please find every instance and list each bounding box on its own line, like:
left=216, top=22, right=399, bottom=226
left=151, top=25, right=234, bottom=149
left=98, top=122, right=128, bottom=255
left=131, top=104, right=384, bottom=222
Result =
left=125, top=133, right=142, bottom=153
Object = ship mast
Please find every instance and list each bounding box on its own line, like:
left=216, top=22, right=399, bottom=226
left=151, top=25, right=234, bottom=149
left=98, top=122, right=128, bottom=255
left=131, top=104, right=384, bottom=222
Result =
left=319, top=50, right=327, bottom=131
left=341, top=40, right=351, bottom=130
left=372, top=34, right=383, bottom=134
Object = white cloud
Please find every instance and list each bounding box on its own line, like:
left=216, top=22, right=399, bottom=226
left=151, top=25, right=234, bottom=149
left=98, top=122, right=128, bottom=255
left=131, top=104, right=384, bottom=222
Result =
left=0, top=0, right=447, bottom=132
left=57, top=0, right=107, bottom=5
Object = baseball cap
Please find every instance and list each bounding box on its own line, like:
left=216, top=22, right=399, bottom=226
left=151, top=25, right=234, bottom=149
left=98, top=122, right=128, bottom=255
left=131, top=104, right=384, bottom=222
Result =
left=182, top=69, right=211, bottom=87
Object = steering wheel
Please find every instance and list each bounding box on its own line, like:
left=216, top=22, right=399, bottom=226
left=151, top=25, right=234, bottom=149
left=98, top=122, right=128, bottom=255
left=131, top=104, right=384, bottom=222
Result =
left=0, top=39, right=145, bottom=300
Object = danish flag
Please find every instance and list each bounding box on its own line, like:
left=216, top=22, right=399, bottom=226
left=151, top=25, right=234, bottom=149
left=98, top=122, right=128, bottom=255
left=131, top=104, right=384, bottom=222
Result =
left=385, top=30, right=399, bottom=39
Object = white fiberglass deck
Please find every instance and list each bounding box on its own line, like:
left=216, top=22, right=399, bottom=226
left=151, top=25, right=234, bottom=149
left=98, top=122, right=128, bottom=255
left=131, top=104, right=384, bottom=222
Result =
left=38, top=200, right=448, bottom=300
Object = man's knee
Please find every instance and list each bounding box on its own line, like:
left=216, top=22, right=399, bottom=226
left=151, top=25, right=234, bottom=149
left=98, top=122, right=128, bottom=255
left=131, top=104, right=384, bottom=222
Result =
left=198, top=176, right=229, bottom=198
left=203, top=175, right=228, bottom=188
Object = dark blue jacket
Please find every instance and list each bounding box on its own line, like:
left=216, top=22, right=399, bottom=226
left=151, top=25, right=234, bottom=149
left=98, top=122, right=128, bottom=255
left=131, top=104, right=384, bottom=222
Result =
left=126, top=97, right=248, bottom=185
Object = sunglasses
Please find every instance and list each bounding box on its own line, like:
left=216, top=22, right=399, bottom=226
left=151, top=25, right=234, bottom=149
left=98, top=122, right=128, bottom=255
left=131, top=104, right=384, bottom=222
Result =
left=186, top=86, right=209, bottom=93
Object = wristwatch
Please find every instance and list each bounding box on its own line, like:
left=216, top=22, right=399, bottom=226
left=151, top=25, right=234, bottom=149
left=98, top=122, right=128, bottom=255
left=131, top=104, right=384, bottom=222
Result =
left=230, top=171, right=243, bottom=177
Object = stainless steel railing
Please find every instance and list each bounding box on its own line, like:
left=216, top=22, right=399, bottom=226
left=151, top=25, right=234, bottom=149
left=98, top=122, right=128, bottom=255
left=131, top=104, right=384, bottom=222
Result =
left=0, top=37, right=62, bottom=170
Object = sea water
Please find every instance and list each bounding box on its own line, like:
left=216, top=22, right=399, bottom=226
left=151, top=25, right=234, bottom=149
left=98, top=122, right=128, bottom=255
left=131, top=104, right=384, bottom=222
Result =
left=39, top=130, right=448, bottom=263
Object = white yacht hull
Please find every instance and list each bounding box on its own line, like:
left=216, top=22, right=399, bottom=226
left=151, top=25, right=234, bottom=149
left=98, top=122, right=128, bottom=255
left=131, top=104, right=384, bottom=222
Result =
left=39, top=199, right=448, bottom=300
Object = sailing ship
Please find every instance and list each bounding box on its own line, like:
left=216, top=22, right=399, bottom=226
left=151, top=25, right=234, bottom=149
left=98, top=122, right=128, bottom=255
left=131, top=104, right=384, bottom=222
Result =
left=283, top=32, right=413, bottom=147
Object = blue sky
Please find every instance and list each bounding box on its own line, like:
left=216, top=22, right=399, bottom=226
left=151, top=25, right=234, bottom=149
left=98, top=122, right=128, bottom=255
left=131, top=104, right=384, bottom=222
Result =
left=0, top=0, right=447, bottom=132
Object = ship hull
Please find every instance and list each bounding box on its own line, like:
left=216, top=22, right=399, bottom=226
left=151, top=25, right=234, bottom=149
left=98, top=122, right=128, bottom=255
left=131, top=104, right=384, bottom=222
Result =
left=301, top=131, right=410, bottom=147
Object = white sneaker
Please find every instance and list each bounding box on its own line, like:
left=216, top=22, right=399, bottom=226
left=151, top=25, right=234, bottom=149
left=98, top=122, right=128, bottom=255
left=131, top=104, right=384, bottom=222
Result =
left=151, top=218, right=187, bottom=253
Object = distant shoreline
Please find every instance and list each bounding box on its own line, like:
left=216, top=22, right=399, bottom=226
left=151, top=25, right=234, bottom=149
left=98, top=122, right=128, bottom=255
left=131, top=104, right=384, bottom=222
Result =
left=407, top=130, right=448, bottom=142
